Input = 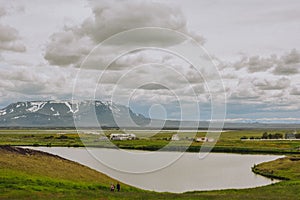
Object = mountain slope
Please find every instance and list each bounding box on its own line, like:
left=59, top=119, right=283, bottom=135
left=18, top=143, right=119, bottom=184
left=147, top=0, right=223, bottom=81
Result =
left=0, top=100, right=149, bottom=127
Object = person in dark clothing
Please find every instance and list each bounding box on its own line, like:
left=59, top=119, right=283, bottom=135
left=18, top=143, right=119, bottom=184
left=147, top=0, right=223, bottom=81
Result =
left=116, top=183, right=120, bottom=192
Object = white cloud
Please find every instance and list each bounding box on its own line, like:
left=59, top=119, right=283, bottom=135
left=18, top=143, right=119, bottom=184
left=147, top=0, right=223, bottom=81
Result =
left=0, top=65, right=76, bottom=98
left=221, top=49, right=300, bottom=75
left=0, top=6, right=6, bottom=17
left=282, top=49, right=300, bottom=64
left=44, top=30, right=93, bottom=66
left=253, top=77, right=290, bottom=90
left=0, top=6, right=26, bottom=52
left=290, top=86, right=300, bottom=95
left=44, top=0, right=205, bottom=67
left=273, top=63, right=299, bottom=75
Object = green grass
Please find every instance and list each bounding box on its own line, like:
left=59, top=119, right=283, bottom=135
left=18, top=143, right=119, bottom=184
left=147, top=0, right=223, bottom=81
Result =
left=252, top=155, right=300, bottom=181
left=1, top=129, right=300, bottom=154
left=0, top=146, right=142, bottom=200
left=1, top=146, right=300, bottom=199
left=1, top=129, right=300, bottom=199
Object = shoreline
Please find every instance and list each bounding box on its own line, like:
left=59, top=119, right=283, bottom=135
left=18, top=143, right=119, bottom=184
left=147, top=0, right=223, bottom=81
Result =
left=11, top=143, right=300, bottom=155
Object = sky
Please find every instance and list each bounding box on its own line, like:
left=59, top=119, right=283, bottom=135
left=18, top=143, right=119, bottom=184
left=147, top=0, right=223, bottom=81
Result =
left=0, top=0, right=299, bottom=123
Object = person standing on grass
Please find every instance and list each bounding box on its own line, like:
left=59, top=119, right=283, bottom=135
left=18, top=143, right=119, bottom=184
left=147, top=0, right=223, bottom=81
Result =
left=110, top=183, right=115, bottom=192
left=116, top=182, right=120, bottom=192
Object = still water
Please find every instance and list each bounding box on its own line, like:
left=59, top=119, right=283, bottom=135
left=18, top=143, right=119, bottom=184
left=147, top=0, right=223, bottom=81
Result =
left=29, top=147, right=281, bottom=193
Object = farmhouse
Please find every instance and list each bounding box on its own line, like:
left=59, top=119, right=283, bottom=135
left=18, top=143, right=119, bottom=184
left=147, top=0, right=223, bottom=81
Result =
left=195, top=137, right=215, bottom=142
left=171, top=134, right=180, bottom=141
left=195, top=137, right=207, bottom=142
left=285, top=133, right=296, bottom=139
left=110, top=133, right=136, bottom=141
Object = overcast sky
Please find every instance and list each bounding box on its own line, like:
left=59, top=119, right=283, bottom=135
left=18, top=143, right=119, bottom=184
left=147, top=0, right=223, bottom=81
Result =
left=0, top=0, right=299, bottom=123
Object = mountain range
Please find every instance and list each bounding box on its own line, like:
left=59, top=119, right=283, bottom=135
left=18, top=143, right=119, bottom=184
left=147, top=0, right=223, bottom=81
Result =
left=0, top=100, right=149, bottom=127
left=0, top=100, right=299, bottom=129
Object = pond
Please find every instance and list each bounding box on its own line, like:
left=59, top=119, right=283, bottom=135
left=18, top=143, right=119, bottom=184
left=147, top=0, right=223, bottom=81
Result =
left=29, top=147, right=282, bottom=193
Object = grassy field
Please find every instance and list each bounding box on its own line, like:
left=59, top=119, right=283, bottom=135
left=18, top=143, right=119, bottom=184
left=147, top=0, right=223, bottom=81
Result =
left=1, top=145, right=300, bottom=199
left=1, top=129, right=299, bottom=154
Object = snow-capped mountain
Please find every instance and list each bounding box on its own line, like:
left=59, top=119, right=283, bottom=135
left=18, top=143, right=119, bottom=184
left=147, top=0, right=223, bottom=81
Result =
left=1, top=100, right=300, bottom=129
left=0, top=100, right=149, bottom=127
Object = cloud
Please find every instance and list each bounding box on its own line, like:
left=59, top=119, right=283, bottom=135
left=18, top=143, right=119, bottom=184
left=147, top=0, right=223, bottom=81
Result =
left=0, top=6, right=6, bottom=17
left=233, top=55, right=275, bottom=73
left=42, top=0, right=220, bottom=110
left=228, top=75, right=295, bottom=107
left=273, top=63, right=299, bottom=75
left=282, top=49, right=300, bottom=64
left=273, top=49, right=300, bottom=75
left=0, top=6, right=26, bottom=52
left=44, top=0, right=205, bottom=67
left=139, top=83, right=168, bottom=91
left=0, top=65, right=75, bottom=97
left=217, top=49, right=300, bottom=113
left=253, top=77, right=290, bottom=90
left=230, top=77, right=262, bottom=101
left=290, top=86, right=300, bottom=95
left=44, top=30, right=93, bottom=66
left=221, top=49, right=300, bottom=75
left=86, top=0, right=190, bottom=42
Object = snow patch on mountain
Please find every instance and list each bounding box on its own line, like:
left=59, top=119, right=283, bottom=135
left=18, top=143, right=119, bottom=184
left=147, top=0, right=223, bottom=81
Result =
left=12, top=115, right=26, bottom=119
left=26, top=102, right=46, bottom=112
left=0, top=110, right=7, bottom=116
left=64, top=102, right=79, bottom=113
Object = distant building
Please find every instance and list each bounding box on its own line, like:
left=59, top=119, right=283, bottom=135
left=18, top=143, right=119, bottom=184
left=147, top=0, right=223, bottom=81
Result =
left=195, top=137, right=214, bottom=142
left=285, top=133, right=296, bottom=139
left=110, top=133, right=136, bottom=140
left=171, top=134, right=180, bottom=141
left=195, top=137, right=207, bottom=142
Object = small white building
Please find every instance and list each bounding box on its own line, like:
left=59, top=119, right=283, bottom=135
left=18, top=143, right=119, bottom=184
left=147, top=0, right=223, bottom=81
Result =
left=195, top=137, right=207, bottom=142
left=110, top=133, right=136, bottom=141
left=285, top=133, right=296, bottom=139
left=195, top=137, right=214, bottom=142
left=171, top=134, right=180, bottom=141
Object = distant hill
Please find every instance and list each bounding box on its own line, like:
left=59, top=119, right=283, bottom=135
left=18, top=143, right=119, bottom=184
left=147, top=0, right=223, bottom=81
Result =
left=0, top=100, right=149, bottom=128
left=0, top=100, right=299, bottom=129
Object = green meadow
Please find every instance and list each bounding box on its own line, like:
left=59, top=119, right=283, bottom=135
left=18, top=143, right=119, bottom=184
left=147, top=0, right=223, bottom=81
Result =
left=0, top=129, right=299, bottom=154
left=1, top=129, right=300, bottom=199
